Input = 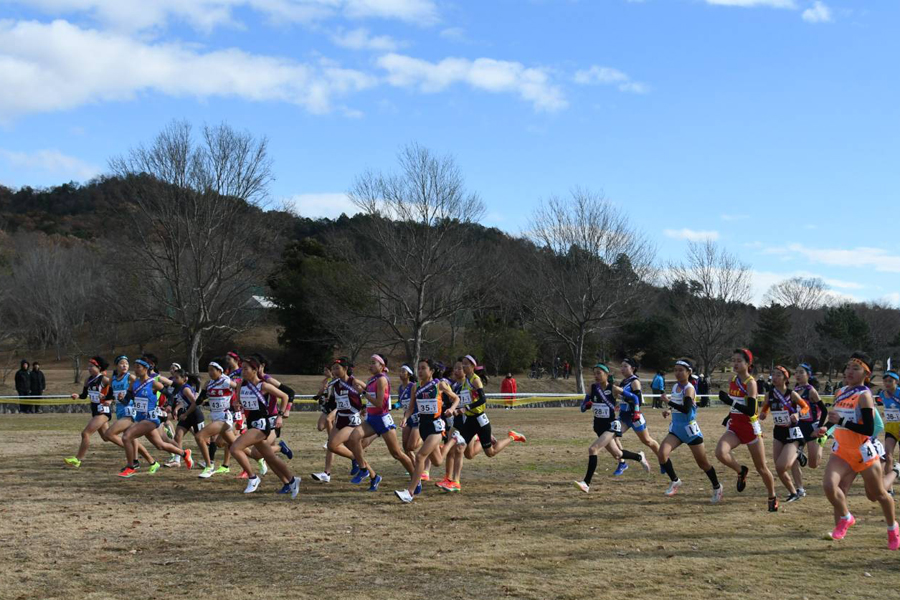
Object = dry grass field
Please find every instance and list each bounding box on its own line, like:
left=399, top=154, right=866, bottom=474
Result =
left=1, top=406, right=898, bottom=600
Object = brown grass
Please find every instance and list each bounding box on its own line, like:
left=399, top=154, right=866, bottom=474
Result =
left=1, top=407, right=898, bottom=600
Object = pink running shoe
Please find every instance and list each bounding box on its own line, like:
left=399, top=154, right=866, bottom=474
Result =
left=830, top=514, right=856, bottom=540
left=888, top=523, right=900, bottom=551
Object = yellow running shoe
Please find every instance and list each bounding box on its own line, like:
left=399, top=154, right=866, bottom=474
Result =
left=64, top=457, right=81, bottom=468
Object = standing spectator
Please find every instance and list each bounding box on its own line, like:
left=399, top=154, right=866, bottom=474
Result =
left=651, top=370, right=665, bottom=408
left=501, top=372, right=518, bottom=410
left=15, top=360, right=31, bottom=414
left=563, top=361, right=570, bottom=379
left=697, top=374, right=710, bottom=407
left=30, top=362, right=46, bottom=414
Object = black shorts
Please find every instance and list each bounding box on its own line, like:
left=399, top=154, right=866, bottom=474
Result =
left=593, top=417, right=622, bottom=438
left=176, top=412, right=205, bottom=434
left=460, top=413, right=492, bottom=450
left=418, top=417, right=446, bottom=438
left=335, top=413, right=361, bottom=430
left=798, top=420, right=819, bottom=442
left=90, top=402, right=112, bottom=420
left=773, top=426, right=803, bottom=444
left=246, top=413, right=276, bottom=435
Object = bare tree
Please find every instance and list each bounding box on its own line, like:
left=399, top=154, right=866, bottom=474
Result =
left=110, top=121, right=274, bottom=372
left=525, top=189, right=655, bottom=393
left=344, top=144, right=490, bottom=366
left=667, top=240, right=753, bottom=378
left=764, top=276, right=828, bottom=310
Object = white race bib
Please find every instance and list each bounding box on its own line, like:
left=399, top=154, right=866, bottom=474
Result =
left=860, top=439, right=878, bottom=462
left=433, top=418, right=446, bottom=433
left=476, top=413, right=490, bottom=427
left=771, top=410, right=790, bottom=427
left=685, top=421, right=701, bottom=437
left=593, top=404, right=611, bottom=419
left=458, top=390, right=472, bottom=407
left=417, top=398, right=439, bottom=414
left=335, top=393, right=351, bottom=411
left=381, top=414, right=395, bottom=428
left=788, top=426, right=803, bottom=440
left=884, top=408, right=900, bottom=423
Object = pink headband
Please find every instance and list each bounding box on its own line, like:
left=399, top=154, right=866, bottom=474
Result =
left=372, top=354, right=389, bottom=372
left=464, top=355, right=477, bottom=367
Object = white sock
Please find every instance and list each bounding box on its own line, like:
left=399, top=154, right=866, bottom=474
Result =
left=842, top=513, right=852, bottom=520
left=889, top=522, right=899, bottom=531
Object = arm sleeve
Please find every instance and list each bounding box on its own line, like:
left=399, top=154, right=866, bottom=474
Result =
left=840, top=408, right=875, bottom=436
left=197, top=388, right=208, bottom=405
left=759, top=399, right=770, bottom=417
left=78, top=386, right=89, bottom=400
left=668, top=393, right=694, bottom=414
left=796, top=398, right=810, bottom=416
left=467, top=388, right=487, bottom=411
left=816, top=401, right=828, bottom=427
left=718, top=390, right=734, bottom=406
left=621, top=386, right=642, bottom=410
left=278, top=383, right=296, bottom=403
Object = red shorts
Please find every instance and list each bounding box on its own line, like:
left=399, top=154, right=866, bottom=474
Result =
left=727, top=414, right=761, bottom=445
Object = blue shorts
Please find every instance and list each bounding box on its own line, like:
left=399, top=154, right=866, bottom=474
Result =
left=135, top=413, right=161, bottom=427
left=366, top=412, right=397, bottom=436
left=116, top=404, right=136, bottom=420
left=619, top=412, right=647, bottom=433
left=669, top=420, right=703, bottom=445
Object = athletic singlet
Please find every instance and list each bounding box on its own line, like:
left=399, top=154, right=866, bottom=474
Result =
left=415, top=379, right=443, bottom=419
left=132, top=377, right=159, bottom=417
left=206, top=375, right=233, bottom=421
left=239, top=379, right=273, bottom=422
left=764, top=387, right=808, bottom=428
left=463, top=374, right=485, bottom=417
left=833, top=385, right=879, bottom=462
left=879, top=390, right=900, bottom=424
left=587, top=382, right=616, bottom=420
left=333, top=377, right=363, bottom=417
left=668, top=382, right=697, bottom=428
left=110, top=372, right=131, bottom=405
left=365, top=373, right=390, bottom=416
left=398, top=382, right=415, bottom=411
left=619, top=375, right=641, bottom=415
left=794, top=384, right=820, bottom=423
left=83, top=374, right=109, bottom=405
left=728, top=375, right=758, bottom=421
left=173, top=383, right=198, bottom=413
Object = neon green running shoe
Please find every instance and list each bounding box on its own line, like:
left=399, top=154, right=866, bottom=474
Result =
left=64, top=456, right=81, bottom=468
left=214, top=465, right=230, bottom=475
left=148, top=461, right=161, bottom=474
left=258, top=458, right=268, bottom=476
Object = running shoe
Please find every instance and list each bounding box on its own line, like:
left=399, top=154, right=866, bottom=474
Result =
left=711, top=486, right=724, bottom=504
left=767, top=496, right=779, bottom=512
left=183, top=449, right=193, bottom=469
left=448, top=481, right=461, bottom=492
left=368, top=474, right=382, bottom=492
left=639, top=452, right=651, bottom=472
left=258, top=458, right=268, bottom=476
left=420, top=471, right=430, bottom=482
left=239, top=470, right=250, bottom=479
left=311, top=472, right=331, bottom=483
left=131, top=461, right=140, bottom=470
left=817, top=435, right=828, bottom=447
left=613, top=461, right=628, bottom=476
left=888, top=523, right=900, bottom=551
left=574, top=480, right=590, bottom=493
left=117, top=466, right=136, bottom=478
left=829, top=514, right=855, bottom=540
left=214, top=465, right=230, bottom=475
left=244, top=475, right=261, bottom=494
left=198, top=466, right=215, bottom=479
left=351, top=470, right=368, bottom=484
left=279, top=440, right=293, bottom=460
left=796, top=487, right=807, bottom=498
left=435, top=478, right=452, bottom=491
left=736, top=465, right=749, bottom=493
left=785, top=492, right=800, bottom=503
left=277, top=481, right=292, bottom=494
left=164, top=424, right=175, bottom=439
left=665, top=479, right=683, bottom=497
left=508, top=430, right=527, bottom=443
left=290, top=476, right=300, bottom=499
left=797, top=449, right=808, bottom=468
left=350, top=459, right=360, bottom=476
left=414, top=482, right=422, bottom=496
left=395, top=489, right=414, bottom=503
left=164, top=455, right=181, bottom=468
left=198, top=460, right=207, bottom=469
left=148, top=462, right=161, bottom=474
left=64, top=457, right=81, bottom=468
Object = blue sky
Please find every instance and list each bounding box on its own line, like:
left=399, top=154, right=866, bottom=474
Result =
left=0, top=0, right=897, bottom=305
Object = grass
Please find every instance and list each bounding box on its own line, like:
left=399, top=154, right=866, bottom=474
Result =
left=1, top=407, right=898, bottom=600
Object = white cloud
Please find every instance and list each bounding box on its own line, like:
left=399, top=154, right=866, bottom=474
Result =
left=663, top=228, right=720, bottom=242
left=331, top=27, right=403, bottom=51
left=0, top=19, right=376, bottom=120
left=802, top=1, right=832, bottom=23
left=377, top=53, right=568, bottom=112
left=705, top=0, right=796, bottom=7
left=573, top=65, right=649, bottom=94
left=766, top=243, right=900, bottom=273
left=0, top=147, right=100, bottom=181
left=284, top=192, right=360, bottom=219
left=749, top=269, right=864, bottom=306
left=7, top=0, right=440, bottom=33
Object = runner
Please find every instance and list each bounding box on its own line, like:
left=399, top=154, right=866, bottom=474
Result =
left=224, top=351, right=246, bottom=477
left=117, top=359, right=193, bottom=478
left=822, top=352, right=898, bottom=549
left=64, top=356, right=114, bottom=467
left=879, top=368, right=900, bottom=473
left=312, top=367, right=339, bottom=481
left=715, top=348, right=779, bottom=511
left=251, top=353, right=296, bottom=461
left=758, top=365, right=808, bottom=502
left=348, top=354, right=415, bottom=491
left=314, top=357, right=366, bottom=483
left=196, top=361, right=238, bottom=479
left=657, top=359, right=723, bottom=502
left=793, top=362, right=828, bottom=496
left=398, top=364, right=420, bottom=471
left=101, top=355, right=156, bottom=469
left=436, top=359, right=469, bottom=491
left=166, top=369, right=205, bottom=468
left=395, top=358, right=460, bottom=503
left=574, top=363, right=650, bottom=493
left=615, top=357, right=661, bottom=461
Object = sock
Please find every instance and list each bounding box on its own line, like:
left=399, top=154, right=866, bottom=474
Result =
left=705, top=467, right=720, bottom=488
left=889, top=522, right=899, bottom=531
left=208, top=442, right=217, bottom=461
left=621, top=450, right=642, bottom=462
left=584, top=455, right=598, bottom=485
left=661, top=459, right=678, bottom=482
left=842, top=513, right=852, bottom=520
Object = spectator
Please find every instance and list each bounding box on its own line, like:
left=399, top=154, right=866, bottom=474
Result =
left=501, top=372, right=518, bottom=410
left=698, top=374, right=710, bottom=407
left=563, top=361, right=570, bottom=380
left=15, top=360, right=31, bottom=414
left=30, top=362, right=46, bottom=414
left=651, top=370, right=665, bottom=409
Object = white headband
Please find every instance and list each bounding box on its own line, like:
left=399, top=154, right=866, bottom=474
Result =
left=209, top=361, right=223, bottom=372
left=675, top=360, right=693, bottom=371
left=464, top=355, right=477, bottom=367
left=171, top=363, right=182, bottom=371
left=401, top=365, right=414, bottom=376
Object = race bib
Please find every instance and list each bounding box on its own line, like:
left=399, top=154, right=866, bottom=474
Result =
left=458, top=390, right=472, bottom=407
left=788, top=426, right=803, bottom=440
left=771, top=410, right=790, bottom=427
left=476, top=413, right=490, bottom=427
left=417, top=399, right=439, bottom=414
left=97, top=403, right=110, bottom=414
left=593, top=404, right=610, bottom=419
left=685, top=421, right=701, bottom=437
left=611, top=420, right=622, bottom=433
left=634, top=413, right=646, bottom=427
left=860, top=439, right=878, bottom=462
left=884, top=408, right=900, bottom=423
left=335, top=393, right=351, bottom=411
left=381, top=414, right=395, bottom=428
left=433, top=418, right=446, bottom=433
left=114, top=390, right=127, bottom=402
left=123, top=406, right=136, bottom=419
left=349, top=413, right=361, bottom=427
left=250, top=418, right=268, bottom=431
left=872, top=438, right=886, bottom=459
left=88, top=390, right=102, bottom=403
left=135, top=398, right=149, bottom=412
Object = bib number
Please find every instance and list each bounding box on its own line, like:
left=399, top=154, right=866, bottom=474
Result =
left=771, top=410, right=790, bottom=426
left=611, top=420, right=622, bottom=434
left=250, top=417, right=273, bottom=431
left=336, top=394, right=351, bottom=411
left=871, top=439, right=886, bottom=459
left=593, top=404, right=610, bottom=419
left=860, top=440, right=878, bottom=462
left=433, top=418, right=446, bottom=433
left=476, top=413, right=490, bottom=427
left=96, top=403, right=110, bottom=414
left=685, top=421, right=701, bottom=437
left=458, top=391, right=472, bottom=407
left=633, top=413, right=646, bottom=427
left=788, top=426, right=803, bottom=440
left=381, top=414, right=395, bottom=428
left=123, top=406, right=136, bottom=419
left=885, top=408, right=900, bottom=423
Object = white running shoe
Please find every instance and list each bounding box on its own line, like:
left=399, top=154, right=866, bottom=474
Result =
left=797, top=487, right=807, bottom=498
left=258, top=458, right=268, bottom=476
left=711, top=486, right=724, bottom=504
left=665, top=479, right=683, bottom=497
left=164, top=455, right=181, bottom=467
left=394, top=489, right=414, bottom=503
left=198, top=466, right=215, bottom=479
left=574, top=480, right=590, bottom=493
left=452, top=431, right=466, bottom=446
left=639, top=452, right=651, bottom=472
left=322, top=442, right=328, bottom=450
left=290, top=476, right=301, bottom=499
left=311, top=472, right=331, bottom=483
left=244, top=476, right=261, bottom=494
left=198, top=460, right=207, bottom=469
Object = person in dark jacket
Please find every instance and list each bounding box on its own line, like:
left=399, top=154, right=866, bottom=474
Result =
left=30, top=362, right=46, bottom=414
left=15, top=360, right=31, bottom=414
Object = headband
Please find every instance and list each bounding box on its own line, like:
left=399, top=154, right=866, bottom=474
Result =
left=227, top=351, right=241, bottom=362
left=886, top=371, right=899, bottom=382
left=799, top=363, right=813, bottom=376
left=675, top=360, right=693, bottom=371
left=115, top=355, right=129, bottom=364
left=401, top=365, right=414, bottom=376
left=372, top=354, right=388, bottom=372
left=593, top=363, right=609, bottom=373
left=171, top=363, right=182, bottom=371
left=737, top=348, right=753, bottom=366
left=623, top=357, right=638, bottom=369
left=774, top=365, right=790, bottom=380
left=850, top=358, right=871, bottom=375
left=89, top=358, right=100, bottom=368
left=135, top=359, right=151, bottom=369
left=208, top=361, right=223, bottom=372
left=464, top=355, right=478, bottom=367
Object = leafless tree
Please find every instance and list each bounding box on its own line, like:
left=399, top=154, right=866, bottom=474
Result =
left=344, top=144, right=491, bottom=366
left=764, top=276, right=828, bottom=310
left=525, top=189, right=655, bottom=393
left=110, top=121, right=275, bottom=372
left=667, top=240, right=753, bottom=378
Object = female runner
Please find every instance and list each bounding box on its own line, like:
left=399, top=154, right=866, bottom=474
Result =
left=792, top=362, right=827, bottom=497
left=878, top=369, right=900, bottom=469
left=315, top=358, right=366, bottom=483
left=64, top=356, right=114, bottom=468
left=615, top=357, right=661, bottom=460
left=716, top=349, right=779, bottom=511
left=574, top=363, right=650, bottom=493
left=822, top=352, right=898, bottom=549
left=398, top=364, right=420, bottom=471
left=657, top=359, right=723, bottom=502
left=168, top=369, right=205, bottom=468
left=196, top=361, right=238, bottom=479
left=311, top=367, right=338, bottom=481
left=101, top=355, right=156, bottom=470
left=758, top=365, right=808, bottom=503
